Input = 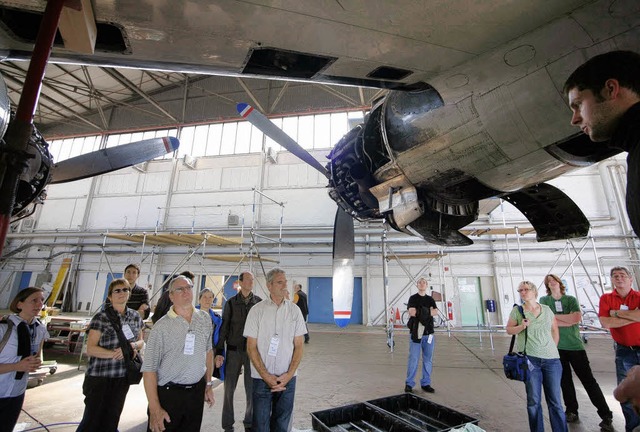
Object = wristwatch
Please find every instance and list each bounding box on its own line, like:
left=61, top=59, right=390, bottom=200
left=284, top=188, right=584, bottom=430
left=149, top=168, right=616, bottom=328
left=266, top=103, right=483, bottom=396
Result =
left=614, top=311, right=619, bottom=317
left=206, top=381, right=215, bottom=387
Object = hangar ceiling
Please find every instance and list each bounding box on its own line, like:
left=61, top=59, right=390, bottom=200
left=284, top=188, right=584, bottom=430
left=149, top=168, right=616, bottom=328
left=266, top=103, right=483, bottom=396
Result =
left=0, top=61, right=384, bottom=138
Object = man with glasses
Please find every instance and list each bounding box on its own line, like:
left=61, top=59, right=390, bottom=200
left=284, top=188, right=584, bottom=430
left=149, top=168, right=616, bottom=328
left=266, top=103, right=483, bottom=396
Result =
left=142, top=276, right=215, bottom=432
left=599, top=267, right=640, bottom=431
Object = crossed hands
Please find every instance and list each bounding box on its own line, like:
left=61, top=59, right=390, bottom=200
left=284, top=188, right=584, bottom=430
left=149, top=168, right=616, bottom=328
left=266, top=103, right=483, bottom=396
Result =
left=264, top=371, right=292, bottom=392
left=17, top=355, right=41, bottom=372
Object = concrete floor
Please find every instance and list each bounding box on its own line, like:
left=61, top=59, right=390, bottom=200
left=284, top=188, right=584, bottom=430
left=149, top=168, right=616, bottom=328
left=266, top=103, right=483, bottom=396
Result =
left=13, top=324, right=626, bottom=432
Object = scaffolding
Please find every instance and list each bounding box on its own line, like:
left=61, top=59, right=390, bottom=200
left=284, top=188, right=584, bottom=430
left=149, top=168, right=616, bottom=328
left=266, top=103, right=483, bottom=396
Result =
left=85, top=188, right=287, bottom=313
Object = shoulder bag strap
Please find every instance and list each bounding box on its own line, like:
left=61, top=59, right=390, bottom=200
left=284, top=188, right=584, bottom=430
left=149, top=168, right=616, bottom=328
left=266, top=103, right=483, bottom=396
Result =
left=0, top=319, right=14, bottom=353
left=104, top=308, right=135, bottom=361
left=517, top=305, right=528, bottom=354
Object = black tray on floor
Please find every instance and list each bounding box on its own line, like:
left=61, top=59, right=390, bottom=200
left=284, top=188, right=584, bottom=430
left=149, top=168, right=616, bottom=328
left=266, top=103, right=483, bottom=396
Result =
left=368, top=393, right=479, bottom=431
left=311, top=401, right=424, bottom=432
left=311, top=393, right=479, bottom=432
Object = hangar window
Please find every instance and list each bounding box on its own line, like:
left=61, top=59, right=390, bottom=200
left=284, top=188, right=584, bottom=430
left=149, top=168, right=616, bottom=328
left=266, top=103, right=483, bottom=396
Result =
left=47, top=110, right=365, bottom=161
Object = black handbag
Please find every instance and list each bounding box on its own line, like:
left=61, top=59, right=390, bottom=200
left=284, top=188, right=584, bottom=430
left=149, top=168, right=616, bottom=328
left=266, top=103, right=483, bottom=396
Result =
left=503, top=305, right=529, bottom=382
left=105, top=306, right=143, bottom=385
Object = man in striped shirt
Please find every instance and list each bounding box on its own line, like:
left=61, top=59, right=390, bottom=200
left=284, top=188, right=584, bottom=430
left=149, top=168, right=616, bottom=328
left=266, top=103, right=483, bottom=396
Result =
left=142, top=276, right=214, bottom=432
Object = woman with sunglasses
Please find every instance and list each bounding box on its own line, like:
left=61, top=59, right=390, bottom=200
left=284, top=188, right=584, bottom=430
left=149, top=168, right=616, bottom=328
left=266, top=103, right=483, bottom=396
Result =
left=506, top=281, right=567, bottom=432
left=0, top=287, right=49, bottom=432
left=77, top=278, right=144, bottom=431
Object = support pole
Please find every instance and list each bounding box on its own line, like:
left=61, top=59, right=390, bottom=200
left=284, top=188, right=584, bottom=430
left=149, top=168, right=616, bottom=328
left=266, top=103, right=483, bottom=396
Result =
left=382, top=225, right=393, bottom=352
left=0, top=0, right=65, bottom=257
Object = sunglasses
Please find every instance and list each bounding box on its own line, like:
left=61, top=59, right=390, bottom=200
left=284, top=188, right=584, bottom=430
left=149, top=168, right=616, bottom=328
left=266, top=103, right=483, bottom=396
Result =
left=517, top=287, right=532, bottom=293
left=112, top=288, right=131, bottom=294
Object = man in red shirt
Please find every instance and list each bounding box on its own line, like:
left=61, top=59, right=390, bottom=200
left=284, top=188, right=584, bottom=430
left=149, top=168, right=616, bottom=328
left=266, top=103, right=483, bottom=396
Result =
left=599, top=266, right=640, bottom=431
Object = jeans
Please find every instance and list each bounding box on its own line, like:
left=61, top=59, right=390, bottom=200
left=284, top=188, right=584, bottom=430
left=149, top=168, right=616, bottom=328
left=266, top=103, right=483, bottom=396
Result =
left=252, top=377, right=296, bottom=432
left=525, top=356, right=567, bottom=432
left=559, top=349, right=612, bottom=419
left=615, top=345, right=640, bottom=432
left=405, top=334, right=435, bottom=387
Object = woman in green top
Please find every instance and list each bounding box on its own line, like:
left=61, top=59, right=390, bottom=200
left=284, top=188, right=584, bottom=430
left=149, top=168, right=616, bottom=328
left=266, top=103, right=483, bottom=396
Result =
left=539, top=274, right=613, bottom=430
left=506, top=281, right=567, bottom=432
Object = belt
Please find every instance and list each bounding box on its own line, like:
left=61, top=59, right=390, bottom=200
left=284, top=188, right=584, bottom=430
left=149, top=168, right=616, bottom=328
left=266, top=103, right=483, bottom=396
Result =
left=617, top=344, right=640, bottom=351
left=161, top=378, right=203, bottom=390
left=226, top=344, right=245, bottom=352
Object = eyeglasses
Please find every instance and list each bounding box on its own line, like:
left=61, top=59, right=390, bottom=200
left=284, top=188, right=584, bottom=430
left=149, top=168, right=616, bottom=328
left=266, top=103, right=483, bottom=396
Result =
left=517, top=288, right=532, bottom=293
left=112, top=288, right=131, bottom=294
left=171, top=285, right=193, bottom=294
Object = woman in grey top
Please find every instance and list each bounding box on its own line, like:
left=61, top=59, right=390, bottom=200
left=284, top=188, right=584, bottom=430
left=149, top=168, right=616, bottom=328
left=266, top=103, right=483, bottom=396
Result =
left=506, top=281, right=567, bottom=432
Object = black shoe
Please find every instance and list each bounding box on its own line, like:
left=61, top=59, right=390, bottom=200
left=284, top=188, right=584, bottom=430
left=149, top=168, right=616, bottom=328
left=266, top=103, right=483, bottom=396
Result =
left=565, top=412, right=579, bottom=423
left=599, top=417, right=613, bottom=432
left=421, top=385, right=435, bottom=393
left=404, top=385, right=413, bottom=393
left=304, top=339, right=309, bottom=344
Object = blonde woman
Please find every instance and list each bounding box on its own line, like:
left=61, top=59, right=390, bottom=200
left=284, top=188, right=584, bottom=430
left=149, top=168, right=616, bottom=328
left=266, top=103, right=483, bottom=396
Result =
left=506, top=281, right=567, bottom=432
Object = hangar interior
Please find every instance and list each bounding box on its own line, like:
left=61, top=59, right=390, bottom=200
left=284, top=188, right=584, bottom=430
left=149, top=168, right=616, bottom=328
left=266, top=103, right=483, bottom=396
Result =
left=0, top=63, right=638, bottom=331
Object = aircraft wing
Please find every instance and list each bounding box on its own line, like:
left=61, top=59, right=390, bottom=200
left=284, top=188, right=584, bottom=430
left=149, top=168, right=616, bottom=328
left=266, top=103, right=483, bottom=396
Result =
left=0, top=1, right=628, bottom=90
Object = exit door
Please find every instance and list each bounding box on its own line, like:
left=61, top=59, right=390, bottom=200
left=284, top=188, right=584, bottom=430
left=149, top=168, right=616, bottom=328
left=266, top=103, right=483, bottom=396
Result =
left=457, top=277, right=484, bottom=326
left=308, top=277, right=363, bottom=325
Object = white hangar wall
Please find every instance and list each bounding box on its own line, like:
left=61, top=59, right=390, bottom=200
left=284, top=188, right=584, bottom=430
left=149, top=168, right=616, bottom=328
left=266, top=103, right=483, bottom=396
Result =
left=2, top=150, right=638, bottom=328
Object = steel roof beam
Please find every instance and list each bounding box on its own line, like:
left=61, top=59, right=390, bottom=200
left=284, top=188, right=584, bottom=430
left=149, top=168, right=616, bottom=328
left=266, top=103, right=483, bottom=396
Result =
left=102, top=68, right=177, bottom=122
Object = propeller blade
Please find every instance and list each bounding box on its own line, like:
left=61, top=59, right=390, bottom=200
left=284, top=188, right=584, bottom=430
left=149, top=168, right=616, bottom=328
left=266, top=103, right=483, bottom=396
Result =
left=237, top=103, right=329, bottom=178
left=51, top=136, right=179, bottom=184
left=332, top=208, right=355, bottom=328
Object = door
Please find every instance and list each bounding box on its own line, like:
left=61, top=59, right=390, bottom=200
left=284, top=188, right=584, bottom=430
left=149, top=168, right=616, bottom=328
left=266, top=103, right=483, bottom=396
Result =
left=223, top=275, right=240, bottom=306
left=308, top=277, right=362, bottom=325
left=457, top=277, right=485, bottom=326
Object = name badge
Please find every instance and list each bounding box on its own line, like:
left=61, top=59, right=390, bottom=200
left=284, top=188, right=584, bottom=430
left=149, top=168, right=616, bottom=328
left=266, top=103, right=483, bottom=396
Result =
left=620, top=304, right=629, bottom=311
left=122, top=324, right=135, bottom=340
left=268, top=336, right=280, bottom=357
left=427, top=334, right=433, bottom=344
left=555, top=301, right=563, bottom=313
left=184, top=332, right=195, bottom=355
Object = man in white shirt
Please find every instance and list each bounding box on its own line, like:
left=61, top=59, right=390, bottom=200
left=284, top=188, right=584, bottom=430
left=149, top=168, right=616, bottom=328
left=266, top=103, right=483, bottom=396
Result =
left=244, top=268, right=306, bottom=432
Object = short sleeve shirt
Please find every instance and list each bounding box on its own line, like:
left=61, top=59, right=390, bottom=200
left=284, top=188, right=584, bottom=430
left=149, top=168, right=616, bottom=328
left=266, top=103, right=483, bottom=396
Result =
left=0, top=315, right=49, bottom=397
left=142, top=306, right=213, bottom=386
left=539, top=295, right=584, bottom=351
left=243, top=297, right=307, bottom=378
left=599, top=289, right=640, bottom=347
left=86, top=308, right=144, bottom=378
left=509, top=304, right=559, bottom=359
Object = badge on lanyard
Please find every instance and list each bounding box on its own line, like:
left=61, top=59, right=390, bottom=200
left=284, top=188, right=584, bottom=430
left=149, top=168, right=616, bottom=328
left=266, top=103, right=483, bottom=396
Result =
left=620, top=304, right=629, bottom=311
left=427, top=334, right=433, bottom=344
left=555, top=301, right=563, bottom=313
left=122, top=324, right=135, bottom=340
left=268, top=335, right=280, bottom=357
left=184, top=332, right=196, bottom=355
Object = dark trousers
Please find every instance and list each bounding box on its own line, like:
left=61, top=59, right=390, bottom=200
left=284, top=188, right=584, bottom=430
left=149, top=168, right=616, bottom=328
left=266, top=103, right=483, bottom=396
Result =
left=222, top=349, right=253, bottom=431
left=559, top=349, right=612, bottom=420
left=77, top=375, right=130, bottom=432
left=0, top=393, right=25, bottom=432
left=149, top=378, right=206, bottom=432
